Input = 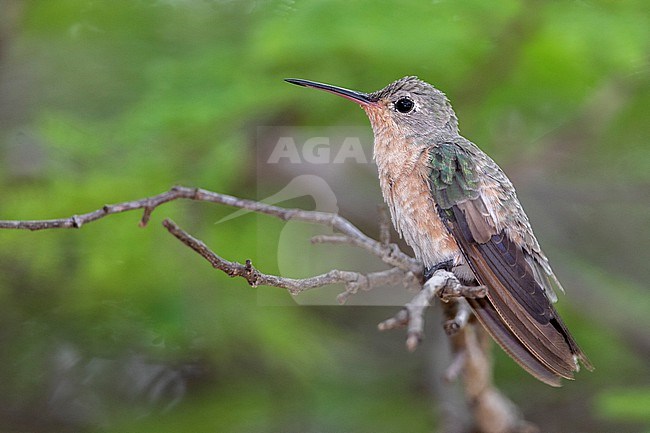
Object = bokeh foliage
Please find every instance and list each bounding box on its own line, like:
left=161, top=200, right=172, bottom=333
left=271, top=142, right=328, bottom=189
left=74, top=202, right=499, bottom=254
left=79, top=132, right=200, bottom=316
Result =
left=0, top=1, right=649, bottom=432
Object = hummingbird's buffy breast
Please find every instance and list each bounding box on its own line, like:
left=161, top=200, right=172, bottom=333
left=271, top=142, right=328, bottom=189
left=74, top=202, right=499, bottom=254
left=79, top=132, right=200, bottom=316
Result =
left=374, top=139, right=462, bottom=269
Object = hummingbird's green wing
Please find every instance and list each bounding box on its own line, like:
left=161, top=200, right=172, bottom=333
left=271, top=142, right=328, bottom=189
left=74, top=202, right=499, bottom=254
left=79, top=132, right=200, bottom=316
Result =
left=429, top=141, right=592, bottom=386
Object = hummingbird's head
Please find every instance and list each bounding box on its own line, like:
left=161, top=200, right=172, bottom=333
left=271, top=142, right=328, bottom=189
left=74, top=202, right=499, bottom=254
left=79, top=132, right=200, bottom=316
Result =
left=285, top=76, right=459, bottom=138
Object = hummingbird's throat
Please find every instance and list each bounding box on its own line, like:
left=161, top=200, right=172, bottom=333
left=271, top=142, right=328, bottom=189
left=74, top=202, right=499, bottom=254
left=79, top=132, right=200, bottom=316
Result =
left=362, top=103, right=396, bottom=137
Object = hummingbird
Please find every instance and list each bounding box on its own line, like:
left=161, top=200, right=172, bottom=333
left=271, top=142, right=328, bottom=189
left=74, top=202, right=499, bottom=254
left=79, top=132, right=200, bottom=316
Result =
left=285, top=76, right=593, bottom=386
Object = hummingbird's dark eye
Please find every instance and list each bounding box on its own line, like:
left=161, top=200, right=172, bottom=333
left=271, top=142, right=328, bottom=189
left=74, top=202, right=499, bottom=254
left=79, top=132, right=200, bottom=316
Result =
left=394, top=97, right=415, bottom=113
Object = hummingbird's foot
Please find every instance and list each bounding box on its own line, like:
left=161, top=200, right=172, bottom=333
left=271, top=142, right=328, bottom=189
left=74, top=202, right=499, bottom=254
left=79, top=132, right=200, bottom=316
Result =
left=439, top=282, right=487, bottom=302
left=424, top=260, right=453, bottom=280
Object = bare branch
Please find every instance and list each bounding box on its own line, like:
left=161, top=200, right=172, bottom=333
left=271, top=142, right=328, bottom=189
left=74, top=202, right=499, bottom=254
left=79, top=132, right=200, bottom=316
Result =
left=0, top=188, right=195, bottom=230
left=376, top=308, right=410, bottom=331
left=376, top=270, right=484, bottom=352
left=335, top=267, right=416, bottom=304
left=310, top=234, right=353, bottom=245
left=162, top=218, right=411, bottom=300
left=443, top=298, right=473, bottom=336
left=0, top=186, right=421, bottom=275
left=444, top=344, right=467, bottom=383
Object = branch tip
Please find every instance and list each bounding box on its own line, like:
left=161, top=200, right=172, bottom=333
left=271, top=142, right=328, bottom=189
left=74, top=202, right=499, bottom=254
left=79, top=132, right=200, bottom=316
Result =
left=444, top=349, right=466, bottom=382
left=406, top=333, right=421, bottom=352
left=140, top=207, right=153, bottom=227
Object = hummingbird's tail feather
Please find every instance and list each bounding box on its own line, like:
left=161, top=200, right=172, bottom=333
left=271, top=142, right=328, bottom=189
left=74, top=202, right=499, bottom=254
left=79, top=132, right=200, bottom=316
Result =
left=468, top=298, right=563, bottom=387
left=446, top=203, right=592, bottom=384
left=539, top=303, right=595, bottom=372
left=467, top=230, right=591, bottom=380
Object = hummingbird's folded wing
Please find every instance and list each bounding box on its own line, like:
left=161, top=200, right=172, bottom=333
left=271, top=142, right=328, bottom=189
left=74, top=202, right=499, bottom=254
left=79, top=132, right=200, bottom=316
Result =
left=451, top=200, right=580, bottom=382
left=429, top=141, right=592, bottom=385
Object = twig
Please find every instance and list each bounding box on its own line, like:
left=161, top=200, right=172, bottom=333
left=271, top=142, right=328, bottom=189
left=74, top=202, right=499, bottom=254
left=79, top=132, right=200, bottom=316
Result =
left=310, top=234, right=353, bottom=245
left=443, top=298, right=473, bottom=336
left=0, top=186, right=421, bottom=275
left=378, top=271, right=486, bottom=351
left=162, top=218, right=411, bottom=300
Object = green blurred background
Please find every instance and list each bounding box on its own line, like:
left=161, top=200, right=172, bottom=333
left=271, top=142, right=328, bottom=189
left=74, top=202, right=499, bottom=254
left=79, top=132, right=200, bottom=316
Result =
left=1, top=1, right=649, bottom=432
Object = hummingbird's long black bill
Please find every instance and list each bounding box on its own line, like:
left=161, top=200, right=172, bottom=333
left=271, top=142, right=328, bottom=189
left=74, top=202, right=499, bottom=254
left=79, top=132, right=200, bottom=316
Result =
left=285, top=78, right=375, bottom=106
